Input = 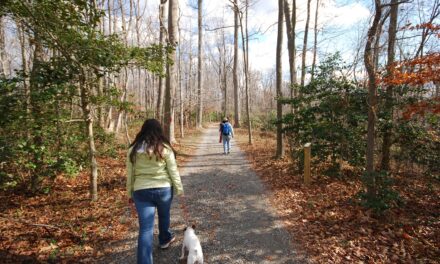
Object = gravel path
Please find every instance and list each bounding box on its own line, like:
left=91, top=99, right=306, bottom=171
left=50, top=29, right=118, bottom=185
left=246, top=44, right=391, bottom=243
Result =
left=103, top=125, right=304, bottom=264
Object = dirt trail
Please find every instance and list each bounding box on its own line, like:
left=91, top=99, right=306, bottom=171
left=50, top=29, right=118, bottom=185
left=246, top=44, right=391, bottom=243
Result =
left=105, top=125, right=303, bottom=264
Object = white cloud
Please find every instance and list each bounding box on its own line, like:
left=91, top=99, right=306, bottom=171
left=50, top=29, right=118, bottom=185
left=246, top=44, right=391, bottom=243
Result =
left=246, top=0, right=370, bottom=73
left=143, top=0, right=370, bottom=76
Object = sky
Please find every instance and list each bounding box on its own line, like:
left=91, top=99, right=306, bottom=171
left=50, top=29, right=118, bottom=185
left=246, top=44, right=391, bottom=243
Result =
left=174, top=0, right=372, bottom=74
left=138, top=0, right=372, bottom=76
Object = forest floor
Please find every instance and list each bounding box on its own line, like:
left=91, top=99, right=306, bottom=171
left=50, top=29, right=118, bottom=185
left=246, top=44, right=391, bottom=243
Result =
left=1, top=125, right=438, bottom=263
left=235, top=128, right=439, bottom=263
left=0, top=127, right=201, bottom=263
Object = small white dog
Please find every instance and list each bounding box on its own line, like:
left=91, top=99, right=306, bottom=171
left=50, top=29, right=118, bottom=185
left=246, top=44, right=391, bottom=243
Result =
left=180, top=225, right=203, bottom=264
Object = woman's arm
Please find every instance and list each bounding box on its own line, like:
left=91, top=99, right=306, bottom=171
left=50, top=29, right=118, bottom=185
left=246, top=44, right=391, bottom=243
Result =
left=164, top=148, right=184, bottom=195
left=126, top=150, right=134, bottom=198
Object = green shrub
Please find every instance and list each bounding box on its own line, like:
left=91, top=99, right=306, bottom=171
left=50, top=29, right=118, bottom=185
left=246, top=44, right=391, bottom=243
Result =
left=358, top=171, right=401, bottom=215
left=281, top=54, right=367, bottom=176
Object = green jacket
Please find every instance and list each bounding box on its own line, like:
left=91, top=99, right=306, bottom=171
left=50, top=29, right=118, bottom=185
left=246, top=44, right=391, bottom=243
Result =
left=126, top=144, right=184, bottom=198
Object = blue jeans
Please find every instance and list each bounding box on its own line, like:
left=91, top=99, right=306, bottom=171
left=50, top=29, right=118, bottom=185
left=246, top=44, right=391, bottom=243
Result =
left=133, top=187, right=174, bottom=264
left=222, top=134, right=231, bottom=153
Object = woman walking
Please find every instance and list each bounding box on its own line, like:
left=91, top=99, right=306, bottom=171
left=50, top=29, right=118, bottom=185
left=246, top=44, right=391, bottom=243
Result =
left=126, top=119, right=184, bottom=264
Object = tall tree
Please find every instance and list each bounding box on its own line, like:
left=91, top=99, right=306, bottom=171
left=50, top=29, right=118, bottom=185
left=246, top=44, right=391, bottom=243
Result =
left=178, top=17, right=184, bottom=138
left=364, top=0, right=383, bottom=197
left=381, top=0, right=399, bottom=171
left=239, top=0, right=252, bottom=144
left=221, top=27, right=229, bottom=117
left=276, top=0, right=285, bottom=158
left=196, top=0, right=203, bottom=128
left=157, top=0, right=168, bottom=121
left=164, top=0, right=178, bottom=142
left=311, top=0, right=320, bottom=80
left=300, top=0, right=312, bottom=86
left=0, top=17, right=11, bottom=77
left=284, top=0, right=297, bottom=109
left=233, top=0, right=241, bottom=127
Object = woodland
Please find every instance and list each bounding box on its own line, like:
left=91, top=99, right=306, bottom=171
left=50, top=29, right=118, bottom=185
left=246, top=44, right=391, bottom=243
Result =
left=0, top=0, right=439, bottom=263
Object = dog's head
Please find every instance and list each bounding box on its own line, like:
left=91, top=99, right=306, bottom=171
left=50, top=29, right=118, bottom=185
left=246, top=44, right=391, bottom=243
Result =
left=184, top=224, right=196, bottom=233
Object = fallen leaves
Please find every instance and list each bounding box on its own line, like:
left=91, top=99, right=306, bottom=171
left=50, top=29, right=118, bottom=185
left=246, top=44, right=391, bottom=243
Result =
left=0, top=151, right=131, bottom=263
left=236, top=129, right=440, bottom=264
left=1, top=130, right=201, bottom=263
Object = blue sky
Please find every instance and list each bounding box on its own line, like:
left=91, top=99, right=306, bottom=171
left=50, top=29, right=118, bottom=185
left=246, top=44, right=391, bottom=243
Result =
left=144, top=0, right=372, bottom=74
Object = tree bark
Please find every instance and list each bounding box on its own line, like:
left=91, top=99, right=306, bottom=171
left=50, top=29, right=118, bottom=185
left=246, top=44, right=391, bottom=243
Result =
left=178, top=21, right=184, bottom=138
left=0, top=17, right=11, bottom=77
left=17, top=21, right=30, bottom=139
left=364, top=0, right=382, bottom=197
left=381, top=0, right=399, bottom=171
left=311, top=0, right=320, bottom=80
left=164, top=0, right=178, bottom=143
left=80, top=69, right=99, bottom=201
left=222, top=29, right=228, bottom=117
left=233, top=0, right=241, bottom=128
left=300, top=0, right=312, bottom=87
left=239, top=0, right=252, bottom=144
left=276, top=0, right=285, bottom=158
left=284, top=0, right=297, bottom=107
left=157, top=1, right=167, bottom=122
left=196, top=0, right=203, bottom=128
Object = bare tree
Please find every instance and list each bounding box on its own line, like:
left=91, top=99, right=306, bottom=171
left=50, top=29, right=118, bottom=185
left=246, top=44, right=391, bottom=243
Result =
left=276, top=0, right=285, bottom=158
left=164, top=0, right=178, bottom=142
left=311, top=0, right=320, bottom=80
left=284, top=0, right=297, bottom=110
left=196, top=0, right=203, bottom=128
left=157, top=0, right=168, bottom=121
left=238, top=0, right=252, bottom=144
left=300, top=0, right=312, bottom=87
left=381, top=0, right=399, bottom=171
left=364, top=0, right=383, bottom=197
left=0, top=17, right=11, bottom=77
left=414, top=0, right=440, bottom=58
left=233, top=0, right=241, bottom=127
left=178, top=15, right=184, bottom=138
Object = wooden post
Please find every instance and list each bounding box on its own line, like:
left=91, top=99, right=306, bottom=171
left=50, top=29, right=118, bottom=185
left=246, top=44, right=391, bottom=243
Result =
left=304, top=142, right=311, bottom=185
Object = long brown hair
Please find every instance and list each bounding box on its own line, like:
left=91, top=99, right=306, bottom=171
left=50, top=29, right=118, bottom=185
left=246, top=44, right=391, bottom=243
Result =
left=129, top=119, right=174, bottom=163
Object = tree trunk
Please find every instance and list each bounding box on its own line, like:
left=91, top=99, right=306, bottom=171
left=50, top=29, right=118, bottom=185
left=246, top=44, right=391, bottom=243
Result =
left=222, top=29, right=228, bottom=117
left=311, top=0, right=320, bottom=80
left=80, top=69, right=99, bottom=201
left=276, top=0, right=285, bottom=158
left=187, top=47, right=193, bottom=127
left=0, top=17, right=11, bottom=77
left=29, top=34, right=44, bottom=193
left=300, top=0, right=312, bottom=87
left=364, top=0, right=382, bottom=197
left=17, top=21, right=30, bottom=139
left=284, top=0, right=297, bottom=107
left=196, top=0, right=203, bottom=128
left=381, top=0, right=399, bottom=171
left=239, top=0, right=252, bottom=144
left=178, top=22, right=184, bottom=138
left=164, top=0, right=178, bottom=143
left=232, top=0, right=241, bottom=128
left=157, top=1, right=167, bottom=121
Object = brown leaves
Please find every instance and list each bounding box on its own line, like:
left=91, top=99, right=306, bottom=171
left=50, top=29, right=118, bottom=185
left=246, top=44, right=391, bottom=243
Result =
left=0, top=131, right=198, bottom=263
left=0, top=152, right=130, bottom=262
left=236, top=129, right=440, bottom=263
left=382, top=53, right=440, bottom=86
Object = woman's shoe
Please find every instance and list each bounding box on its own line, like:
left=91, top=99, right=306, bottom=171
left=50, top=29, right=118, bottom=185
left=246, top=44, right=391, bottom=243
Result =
left=160, top=236, right=176, bottom=249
